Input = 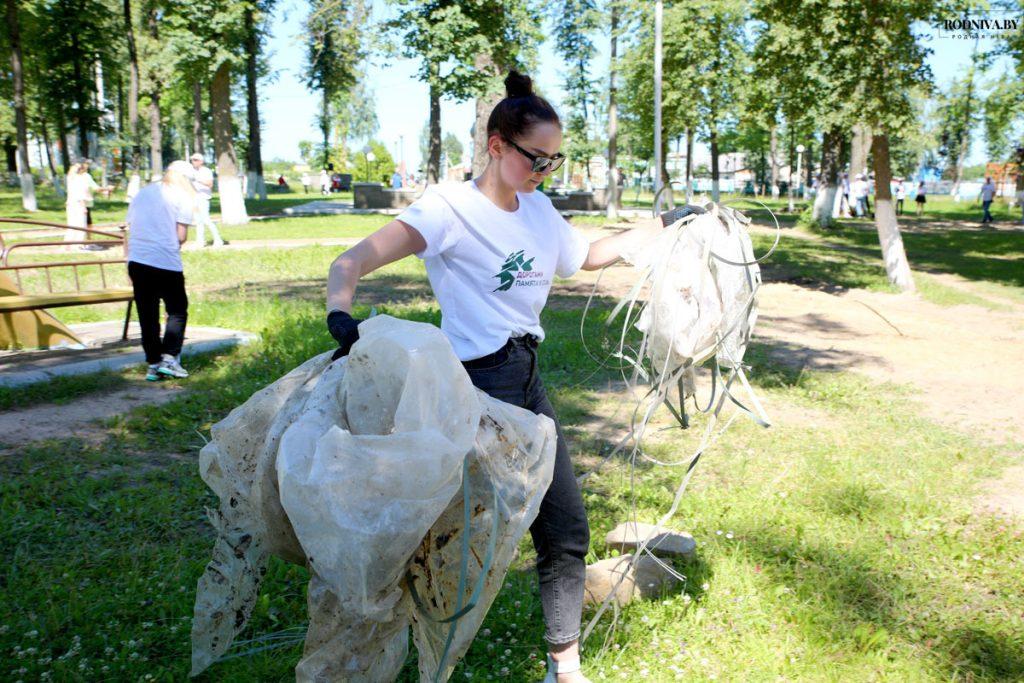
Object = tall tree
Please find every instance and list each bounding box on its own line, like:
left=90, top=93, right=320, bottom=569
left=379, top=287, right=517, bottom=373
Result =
left=552, top=0, right=601, bottom=187
left=243, top=3, right=268, bottom=200
left=166, top=0, right=252, bottom=224
left=6, top=0, right=37, bottom=210
left=387, top=0, right=541, bottom=184
left=304, top=0, right=365, bottom=170
left=210, top=61, right=247, bottom=224
left=143, top=2, right=163, bottom=175
left=838, top=0, right=933, bottom=291
left=606, top=0, right=621, bottom=218
left=124, top=0, right=142, bottom=180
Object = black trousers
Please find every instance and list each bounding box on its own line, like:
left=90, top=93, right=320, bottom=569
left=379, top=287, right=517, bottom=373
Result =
left=463, top=334, right=590, bottom=645
left=127, top=261, right=188, bottom=364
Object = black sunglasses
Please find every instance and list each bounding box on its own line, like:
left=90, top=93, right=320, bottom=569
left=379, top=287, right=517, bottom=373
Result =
left=505, top=138, right=566, bottom=174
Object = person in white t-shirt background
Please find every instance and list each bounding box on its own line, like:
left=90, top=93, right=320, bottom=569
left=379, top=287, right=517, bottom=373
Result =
left=126, top=160, right=196, bottom=382
left=980, top=176, right=997, bottom=224
left=189, top=153, right=227, bottom=247
left=325, top=71, right=701, bottom=683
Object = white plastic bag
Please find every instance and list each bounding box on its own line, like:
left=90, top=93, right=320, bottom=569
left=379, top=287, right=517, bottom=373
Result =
left=191, top=316, right=557, bottom=682
left=623, top=204, right=760, bottom=378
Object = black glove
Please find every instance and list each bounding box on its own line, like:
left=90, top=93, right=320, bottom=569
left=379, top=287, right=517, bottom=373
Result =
left=660, top=203, right=707, bottom=227
left=327, top=310, right=363, bottom=360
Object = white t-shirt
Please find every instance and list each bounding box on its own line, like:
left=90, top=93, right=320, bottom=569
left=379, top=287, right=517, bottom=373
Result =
left=397, top=180, right=590, bottom=361
left=191, top=165, right=214, bottom=199
left=127, top=183, right=194, bottom=272
left=980, top=181, right=996, bottom=202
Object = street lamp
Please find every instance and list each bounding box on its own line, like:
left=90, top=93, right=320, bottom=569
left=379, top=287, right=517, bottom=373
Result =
left=794, top=143, right=802, bottom=197
left=366, top=151, right=376, bottom=183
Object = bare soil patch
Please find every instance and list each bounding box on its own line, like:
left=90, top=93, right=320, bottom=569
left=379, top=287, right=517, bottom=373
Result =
left=0, top=380, right=186, bottom=450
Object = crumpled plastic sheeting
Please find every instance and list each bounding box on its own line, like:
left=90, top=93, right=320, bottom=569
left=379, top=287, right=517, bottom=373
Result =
left=624, top=204, right=760, bottom=379
left=191, top=315, right=556, bottom=681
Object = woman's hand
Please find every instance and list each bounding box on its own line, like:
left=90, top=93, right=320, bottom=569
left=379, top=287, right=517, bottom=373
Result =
left=327, top=310, right=363, bottom=359
left=580, top=204, right=707, bottom=271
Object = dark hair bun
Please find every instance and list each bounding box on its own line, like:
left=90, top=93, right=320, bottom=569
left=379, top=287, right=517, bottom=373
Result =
left=504, top=71, right=534, bottom=98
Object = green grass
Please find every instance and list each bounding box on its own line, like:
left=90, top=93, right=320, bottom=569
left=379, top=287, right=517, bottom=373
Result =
left=0, top=186, right=354, bottom=227
left=2, top=196, right=1022, bottom=681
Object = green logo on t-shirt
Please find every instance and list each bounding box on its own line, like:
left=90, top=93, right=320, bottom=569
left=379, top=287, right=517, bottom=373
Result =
left=493, top=249, right=535, bottom=292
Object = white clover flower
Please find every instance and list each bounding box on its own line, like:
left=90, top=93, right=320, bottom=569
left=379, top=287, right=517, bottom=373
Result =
left=701, top=583, right=710, bottom=591
left=24, top=630, right=38, bottom=638
left=481, top=628, right=491, bottom=636
left=500, top=667, right=509, bottom=676
left=504, top=649, right=511, bottom=656
left=725, top=533, right=734, bottom=539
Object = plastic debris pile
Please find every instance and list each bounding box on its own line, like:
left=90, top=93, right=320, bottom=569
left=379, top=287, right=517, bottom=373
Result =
left=190, top=315, right=556, bottom=682
left=579, top=201, right=775, bottom=646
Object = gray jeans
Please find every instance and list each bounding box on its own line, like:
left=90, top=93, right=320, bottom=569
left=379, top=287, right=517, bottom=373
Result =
left=462, top=334, right=590, bottom=645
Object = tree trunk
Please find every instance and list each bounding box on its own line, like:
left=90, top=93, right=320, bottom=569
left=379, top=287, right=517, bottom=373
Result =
left=769, top=123, right=779, bottom=198
left=786, top=129, right=795, bottom=213
left=813, top=127, right=842, bottom=227
left=606, top=6, right=619, bottom=219
left=427, top=69, right=441, bottom=184
left=149, top=95, right=162, bottom=175
left=5, top=138, right=17, bottom=173
left=710, top=125, right=720, bottom=203
left=124, top=0, right=141, bottom=175
left=685, top=128, right=693, bottom=201
left=40, top=118, right=62, bottom=196
left=244, top=5, right=266, bottom=201
left=6, top=0, right=36, bottom=211
left=211, top=61, right=248, bottom=225
left=871, top=134, right=915, bottom=292
left=192, top=80, right=204, bottom=155
left=147, top=6, right=161, bottom=175
left=471, top=54, right=502, bottom=177
left=56, top=105, right=70, bottom=175
left=70, top=31, right=90, bottom=159
left=850, top=122, right=871, bottom=178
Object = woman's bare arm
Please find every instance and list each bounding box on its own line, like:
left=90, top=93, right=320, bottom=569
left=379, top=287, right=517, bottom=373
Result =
left=326, top=219, right=427, bottom=313
left=579, top=216, right=664, bottom=271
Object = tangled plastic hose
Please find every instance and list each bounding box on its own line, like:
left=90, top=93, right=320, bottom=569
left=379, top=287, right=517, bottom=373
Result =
left=576, top=199, right=780, bottom=650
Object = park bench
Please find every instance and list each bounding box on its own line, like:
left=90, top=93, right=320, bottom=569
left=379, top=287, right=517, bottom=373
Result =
left=0, top=218, right=133, bottom=349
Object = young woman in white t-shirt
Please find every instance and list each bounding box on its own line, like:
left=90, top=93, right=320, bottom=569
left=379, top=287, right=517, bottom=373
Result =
left=326, top=71, right=689, bottom=682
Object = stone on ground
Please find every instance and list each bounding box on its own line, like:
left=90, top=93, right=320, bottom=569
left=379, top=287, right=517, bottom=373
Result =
left=605, top=521, right=696, bottom=559
left=583, top=554, right=683, bottom=607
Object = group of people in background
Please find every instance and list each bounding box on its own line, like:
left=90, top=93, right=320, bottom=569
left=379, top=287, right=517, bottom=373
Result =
left=841, top=172, right=927, bottom=219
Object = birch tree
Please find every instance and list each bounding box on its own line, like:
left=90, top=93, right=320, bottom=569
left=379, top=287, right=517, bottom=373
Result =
left=6, top=0, right=36, bottom=210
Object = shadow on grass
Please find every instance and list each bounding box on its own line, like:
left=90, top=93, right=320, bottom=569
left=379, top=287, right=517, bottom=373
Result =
left=809, top=221, right=1024, bottom=290
left=733, top=523, right=1024, bottom=680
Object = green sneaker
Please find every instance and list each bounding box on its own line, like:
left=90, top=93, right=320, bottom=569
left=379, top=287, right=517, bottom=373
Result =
left=146, top=363, right=162, bottom=381
left=157, top=354, right=189, bottom=379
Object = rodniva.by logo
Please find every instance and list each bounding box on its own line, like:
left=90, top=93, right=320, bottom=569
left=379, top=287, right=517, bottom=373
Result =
left=493, top=249, right=547, bottom=292
left=937, top=15, right=1021, bottom=39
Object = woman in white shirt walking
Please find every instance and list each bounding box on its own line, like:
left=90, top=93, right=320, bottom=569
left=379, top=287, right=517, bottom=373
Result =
left=326, top=71, right=691, bottom=683
left=126, top=161, right=196, bottom=381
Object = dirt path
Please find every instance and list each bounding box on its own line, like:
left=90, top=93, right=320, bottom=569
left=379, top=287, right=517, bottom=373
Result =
left=0, top=381, right=186, bottom=450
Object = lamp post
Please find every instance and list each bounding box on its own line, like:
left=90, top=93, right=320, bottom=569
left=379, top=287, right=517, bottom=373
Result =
left=367, top=151, right=376, bottom=183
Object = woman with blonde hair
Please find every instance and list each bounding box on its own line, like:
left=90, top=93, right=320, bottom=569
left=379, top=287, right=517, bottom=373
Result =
left=126, top=160, right=196, bottom=381
left=64, top=159, right=100, bottom=244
